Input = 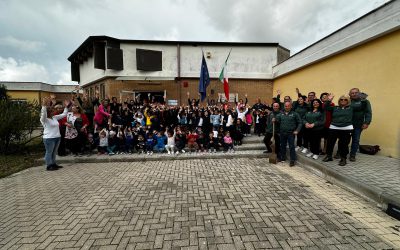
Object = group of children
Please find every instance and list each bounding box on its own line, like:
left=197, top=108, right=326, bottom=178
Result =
left=94, top=125, right=236, bottom=156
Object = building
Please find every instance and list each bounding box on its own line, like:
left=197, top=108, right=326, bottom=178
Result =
left=68, top=0, right=399, bottom=157
left=67, top=38, right=290, bottom=105
left=273, top=0, right=400, bottom=157
left=0, top=81, right=77, bottom=103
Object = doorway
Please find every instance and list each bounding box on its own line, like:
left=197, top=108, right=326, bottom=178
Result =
left=134, top=91, right=165, bottom=104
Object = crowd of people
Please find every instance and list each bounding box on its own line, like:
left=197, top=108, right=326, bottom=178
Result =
left=40, top=87, right=372, bottom=170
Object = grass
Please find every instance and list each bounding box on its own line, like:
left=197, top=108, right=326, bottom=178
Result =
left=0, top=138, right=44, bottom=178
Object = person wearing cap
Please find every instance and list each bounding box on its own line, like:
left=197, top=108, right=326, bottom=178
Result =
left=323, top=94, right=353, bottom=166
left=349, top=88, right=372, bottom=162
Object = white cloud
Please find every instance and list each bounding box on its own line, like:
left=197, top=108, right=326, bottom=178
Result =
left=55, top=71, right=73, bottom=85
left=0, top=36, right=46, bottom=53
left=0, top=0, right=393, bottom=83
left=153, top=27, right=181, bottom=41
left=0, top=57, right=49, bottom=82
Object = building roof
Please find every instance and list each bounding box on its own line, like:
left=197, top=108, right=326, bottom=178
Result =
left=68, top=35, right=289, bottom=64
left=0, top=81, right=78, bottom=93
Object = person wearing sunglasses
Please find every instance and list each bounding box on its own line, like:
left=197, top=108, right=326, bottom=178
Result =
left=322, top=94, right=353, bottom=166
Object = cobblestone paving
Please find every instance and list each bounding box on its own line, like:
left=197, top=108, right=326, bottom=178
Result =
left=0, top=159, right=399, bottom=249
left=307, top=153, right=400, bottom=200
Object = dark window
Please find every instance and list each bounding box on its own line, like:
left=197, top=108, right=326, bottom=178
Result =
left=107, top=48, right=124, bottom=70
left=94, top=42, right=106, bottom=70
left=100, top=84, right=106, bottom=100
left=71, top=62, right=80, bottom=82
left=136, top=49, right=162, bottom=71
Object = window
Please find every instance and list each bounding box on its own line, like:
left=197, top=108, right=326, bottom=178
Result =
left=89, top=87, right=93, bottom=99
left=136, top=48, right=162, bottom=71
left=10, top=99, right=27, bottom=104
left=100, top=84, right=106, bottom=100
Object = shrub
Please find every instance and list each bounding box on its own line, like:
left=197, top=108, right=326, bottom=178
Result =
left=0, top=85, right=41, bottom=154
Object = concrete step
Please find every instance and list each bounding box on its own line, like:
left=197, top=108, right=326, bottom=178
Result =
left=241, top=136, right=265, bottom=144
left=234, top=143, right=265, bottom=151
left=37, top=150, right=269, bottom=164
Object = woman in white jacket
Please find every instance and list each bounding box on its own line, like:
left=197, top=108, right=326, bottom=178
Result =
left=40, top=97, right=69, bottom=171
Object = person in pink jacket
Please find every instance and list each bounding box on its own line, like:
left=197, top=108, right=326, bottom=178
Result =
left=223, top=131, right=234, bottom=152
left=94, top=99, right=111, bottom=129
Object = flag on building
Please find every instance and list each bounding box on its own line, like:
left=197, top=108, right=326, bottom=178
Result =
left=219, top=49, right=231, bottom=101
left=198, top=52, right=210, bottom=102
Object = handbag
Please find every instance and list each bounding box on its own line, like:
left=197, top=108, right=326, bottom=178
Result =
left=359, top=145, right=380, bottom=155
left=65, top=126, right=78, bottom=139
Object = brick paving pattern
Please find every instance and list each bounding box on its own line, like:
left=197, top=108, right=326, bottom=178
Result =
left=313, top=154, right=400, bottom=199
left=0, top=158, right=399, bottom=249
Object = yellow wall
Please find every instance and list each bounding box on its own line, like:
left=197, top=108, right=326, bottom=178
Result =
left=273, top=29, right=400, bottom=158
left=7, top=91, right=70, bottom=103
left=8, top=91, right=42, bottom=103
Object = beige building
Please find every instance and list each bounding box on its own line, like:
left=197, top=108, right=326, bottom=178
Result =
left=272, top=0, right=400, bottom=157
left=0, top=81, right=77, bottom=103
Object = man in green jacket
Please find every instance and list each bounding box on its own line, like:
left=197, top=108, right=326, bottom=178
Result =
left=275, top=102, right=302, bottom=166
left=264, top=102, right=281, bottom=157
left=349, top=88, right=372, bottom=161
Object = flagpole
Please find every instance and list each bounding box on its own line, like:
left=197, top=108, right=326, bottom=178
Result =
left=225, top=48, right=232, bottom=63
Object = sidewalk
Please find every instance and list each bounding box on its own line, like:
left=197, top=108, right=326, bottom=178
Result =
left=295, top=151, right=400, bottom=210
left=36, top=137, right=400, bottom=215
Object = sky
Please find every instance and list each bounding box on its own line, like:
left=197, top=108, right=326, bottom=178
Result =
left=0, top=0, right=391, bottom=84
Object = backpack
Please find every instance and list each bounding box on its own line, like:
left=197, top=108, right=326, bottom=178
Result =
left=359, top=145, right=380, bottom=155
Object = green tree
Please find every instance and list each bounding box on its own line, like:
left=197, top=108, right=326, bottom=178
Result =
left=0, top=84, right=9, bottom=101
left=0, top=86, right=41, bottom=154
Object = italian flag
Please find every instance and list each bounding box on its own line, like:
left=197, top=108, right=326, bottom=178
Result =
left=219, top=49, right=231, bottom=101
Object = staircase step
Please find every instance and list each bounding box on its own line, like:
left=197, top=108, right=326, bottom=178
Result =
left=242, top=136, right=265, bottom=144
left=36, top=150, right=268, bottom=164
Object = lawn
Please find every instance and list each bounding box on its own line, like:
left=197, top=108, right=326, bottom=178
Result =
left=0, top=138, right=44, bottom=178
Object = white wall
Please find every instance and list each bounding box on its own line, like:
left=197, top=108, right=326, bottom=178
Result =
left=79, top=56, right=106, bottom=87
left=180, top=46, right=276, bottom=79
left=122, top=43, right=177, bottom=78
left=78, top=43, right=278, bottom=86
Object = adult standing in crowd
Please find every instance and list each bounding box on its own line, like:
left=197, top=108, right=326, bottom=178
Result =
left=274, top=102, right=302, bottom=167
left=40, top=97, right=69, bottom=171
left=64, top=105, right=89, bottom=156
left=94, top=98, right=111, bottom=129
left=320, top=92, right=335, bottom=155
left=349, top=88, right=372, bottom=161
left=292, top=95, right=309, bottom=153
left=323, top=94, right=353, bottom=166
left=303, top=99, right=325, bottom=160
left=264, top=102, right=281, bottom=157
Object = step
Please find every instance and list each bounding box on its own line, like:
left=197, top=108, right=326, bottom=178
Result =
left=36, top=150, right=268, bottom=164
left=234, top=143, right=265, bottom=151
left=241, top=136, right=265, bottom=144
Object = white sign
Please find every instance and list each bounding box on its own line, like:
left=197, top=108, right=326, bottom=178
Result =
left=167, top=99, right=178, bottom=106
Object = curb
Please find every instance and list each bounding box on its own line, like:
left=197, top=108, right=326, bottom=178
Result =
left=36, top=152, right=268, bottom=165
left=295, top=153, right=400, bottom=210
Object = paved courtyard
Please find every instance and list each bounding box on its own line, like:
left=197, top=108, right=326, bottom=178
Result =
left=0, top=158, right=399, bottom=249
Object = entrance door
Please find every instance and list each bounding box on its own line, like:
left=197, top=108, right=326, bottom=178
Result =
left=135, top=91, right=165, bottom=104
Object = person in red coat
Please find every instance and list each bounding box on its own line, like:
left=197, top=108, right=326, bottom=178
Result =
left=320, top=92, right=335, bottom=155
